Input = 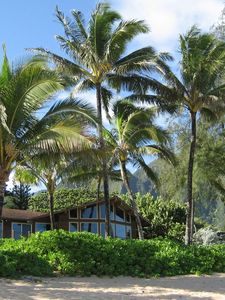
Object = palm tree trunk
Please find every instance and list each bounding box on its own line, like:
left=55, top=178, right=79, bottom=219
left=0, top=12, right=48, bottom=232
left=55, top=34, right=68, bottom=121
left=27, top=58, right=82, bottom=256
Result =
left=48, top=192, right=55, bottom=230
left=185, top=111, right=197, bottom=245
left=96, top=83, right=110, bottom=238
left=97, top=176, right=101, bottom=201
left=0, top=181, right=5, bottom=219
left=0, top=170, right=9, bottom=219
left=120, top=161, right=144, bottom=240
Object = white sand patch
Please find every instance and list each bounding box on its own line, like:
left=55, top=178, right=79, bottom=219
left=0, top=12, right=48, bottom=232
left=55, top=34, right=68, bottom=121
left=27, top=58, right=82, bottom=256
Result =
left=0, top=273, right=225, bottom=299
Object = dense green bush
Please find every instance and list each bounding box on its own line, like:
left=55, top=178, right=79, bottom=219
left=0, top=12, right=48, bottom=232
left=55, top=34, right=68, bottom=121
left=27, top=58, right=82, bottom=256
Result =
left=121, top=193, right=186, bottom=241
left=29, top=188, right=102, bottom=212
left=1, top=230, right=225, bottom=278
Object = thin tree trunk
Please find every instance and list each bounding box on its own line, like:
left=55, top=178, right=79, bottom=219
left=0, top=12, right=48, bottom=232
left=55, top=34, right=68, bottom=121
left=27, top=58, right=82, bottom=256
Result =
left=185, top=111, right=197, bottom=245
left=48, top=192, right=55, bottom=230
left=96, top=83, right=110, bottom=237
left=120, top=161, right=144, bottom=240
left=0, top=181, right=5, bottom=220
left=97, top=176, right=101, bottom=201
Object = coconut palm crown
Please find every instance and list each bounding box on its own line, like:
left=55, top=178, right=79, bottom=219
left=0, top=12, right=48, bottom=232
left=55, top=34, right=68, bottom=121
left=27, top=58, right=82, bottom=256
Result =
left=128, top=26, right=225, bottom=244
left=0, top=48, right=96, bottom=218
left=104, top=100, right=175, bottom=239
left=28, top=2, right=172, bottom=236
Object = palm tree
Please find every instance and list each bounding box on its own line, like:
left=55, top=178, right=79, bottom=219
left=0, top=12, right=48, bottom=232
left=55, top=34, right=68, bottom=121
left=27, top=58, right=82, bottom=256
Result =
left=128, top=26, right=225, bottom=244
left=16, top=160, right=67, bottom=230
left=29, top=2, right=171, bottom=236
left=104, top=100, right=174, bottom=239
left=0, top=48, right=96, bottom=219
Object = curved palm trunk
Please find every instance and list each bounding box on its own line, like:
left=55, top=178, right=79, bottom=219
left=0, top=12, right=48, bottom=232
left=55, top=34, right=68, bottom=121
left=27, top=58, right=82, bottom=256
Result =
left=0, top=181, right=5, bottom=219
left=48, top=192, right=56, bottom=230
left=185, top=112, right=197, bottom=245
left=120, top=161, right=144, bottom=240
left=97, top=176, right=101, bottom=201
left=96, top=83, right=110, bottom=238
left=0, top=171, right=9, bottom=219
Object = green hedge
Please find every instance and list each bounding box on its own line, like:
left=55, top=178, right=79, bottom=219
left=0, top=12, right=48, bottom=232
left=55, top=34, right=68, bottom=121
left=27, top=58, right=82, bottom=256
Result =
left=1, top=230, right=225, bottom=278
left=29, top=188, right=101, bottom=212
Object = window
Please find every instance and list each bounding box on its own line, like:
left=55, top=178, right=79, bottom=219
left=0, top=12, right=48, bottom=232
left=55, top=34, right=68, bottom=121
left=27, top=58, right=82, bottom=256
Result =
left=69, top=208, right=77, bottom=219
left=110, top=205, right=114, bottom=220
left=81, top=205, right=97, bottom=219
left=110, top=223, right=115, bottom=237
left=12, top=223, right=32, bottom=240
left=35, top=223, right=51, bottom=233
left=115, top=207, right=124, bottom=222
left=126, top=225, right=132, bottom=239
left=69, top=223, right=78, bottom=232
left=115, top=224, right=126, bottom=239
left=126, top=213, right=131, bottom=223
left=100, top=204, right=105, bottom=219
left=0, top=222, right=2, bottom=238
left=81, top=223, right=98, bottom=234
left=100, top=204, right=114, bottom=220
left=100, top=223, right=105, bottom=237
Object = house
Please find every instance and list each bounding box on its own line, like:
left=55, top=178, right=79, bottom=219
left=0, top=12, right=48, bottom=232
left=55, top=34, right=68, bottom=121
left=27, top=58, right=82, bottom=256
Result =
left=0, top=197, right=148, bottom=239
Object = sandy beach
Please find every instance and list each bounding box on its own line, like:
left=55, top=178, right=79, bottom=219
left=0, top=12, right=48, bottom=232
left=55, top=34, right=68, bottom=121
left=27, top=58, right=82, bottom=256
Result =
left=0, top=273, right=225, bottom=300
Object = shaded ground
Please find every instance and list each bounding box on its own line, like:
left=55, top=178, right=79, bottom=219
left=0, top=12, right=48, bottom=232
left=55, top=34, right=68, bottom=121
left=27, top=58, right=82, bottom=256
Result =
left=0, top=273, right=225, bottom=299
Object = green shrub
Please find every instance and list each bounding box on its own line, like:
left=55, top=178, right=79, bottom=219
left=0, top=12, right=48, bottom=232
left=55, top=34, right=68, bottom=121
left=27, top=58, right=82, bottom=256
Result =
left=29, top=188, right=102, bottom=212
left=121, top=193, right=186, bottom=241
left=1, top=230, right=225, bottom=278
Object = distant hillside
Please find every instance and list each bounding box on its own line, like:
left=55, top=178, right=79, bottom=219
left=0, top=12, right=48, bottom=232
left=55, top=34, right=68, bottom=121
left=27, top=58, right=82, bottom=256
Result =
left=58, top=162, right=158, bottom=196
left=121, top=166, right=157, bottom=196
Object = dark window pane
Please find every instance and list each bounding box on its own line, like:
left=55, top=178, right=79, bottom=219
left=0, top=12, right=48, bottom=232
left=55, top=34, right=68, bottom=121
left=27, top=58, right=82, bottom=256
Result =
left=100, top=223, right=105, bottom=237
left=35, top=223, right=51, bottom=233
left=115, top=224, right=126, bottom=239
left=81, top=205, right=97, bottom=219
left=13, top=223, right=21, bottom=240
left=69, top=223, right=78, bottom=232
left=81, top=223, right=98, bottom=234
left=100, top=204, right=114, bottom=220
left=0, top=222, right=2, bottom=238
left=69, top=209, right=77, bottom=219
left=115, top=207, right=124, bottom=222
left=110, top=205, right=114, bottom=220
left=110, top=223, right=115, bottom=237
left=126, top=213, right=131, bottom=223
left=126, top=225, right=132, bottom=239
left=22, top=224, right=32, bottom=238
left=100, top=204, right=105, bottom=219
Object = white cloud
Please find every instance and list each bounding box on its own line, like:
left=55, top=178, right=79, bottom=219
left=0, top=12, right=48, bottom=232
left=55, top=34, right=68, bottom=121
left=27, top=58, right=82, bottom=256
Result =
left=112, top=0, right=224, bottom=53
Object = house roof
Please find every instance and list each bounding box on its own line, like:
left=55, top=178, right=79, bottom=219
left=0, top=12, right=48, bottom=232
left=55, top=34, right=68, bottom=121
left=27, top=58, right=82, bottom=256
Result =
left=2, top=208, right=47, bottom=221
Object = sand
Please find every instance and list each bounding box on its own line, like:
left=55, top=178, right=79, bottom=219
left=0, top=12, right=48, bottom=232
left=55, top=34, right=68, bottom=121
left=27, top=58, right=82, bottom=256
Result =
left=0, top=273, right=225, bottom=300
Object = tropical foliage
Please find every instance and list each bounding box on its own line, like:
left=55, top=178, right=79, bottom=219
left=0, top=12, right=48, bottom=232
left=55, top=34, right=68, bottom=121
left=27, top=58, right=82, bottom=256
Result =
left=128, top=26, right=225, bottom=244
left=29, top=2, right=171, bottom=237
left=104, top=100, right=174, bottom=238
left=1, top=2, right=224, bottom=244
left=1, top=230, right=225, bottom=278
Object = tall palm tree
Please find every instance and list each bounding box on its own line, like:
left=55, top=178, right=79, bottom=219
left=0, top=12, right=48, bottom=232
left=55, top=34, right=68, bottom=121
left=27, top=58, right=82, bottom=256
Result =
left=128, top=26, right=225, bottom=244
left=104, top=100, right=174, bottom=239
left=29, top=2, right=171, bottom=236
left=0, top=48, right=96, bottom=219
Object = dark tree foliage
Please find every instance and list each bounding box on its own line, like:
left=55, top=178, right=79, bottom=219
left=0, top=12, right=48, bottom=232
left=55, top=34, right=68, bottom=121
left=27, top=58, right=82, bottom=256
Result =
left=5, top=183, right=32, bottom=210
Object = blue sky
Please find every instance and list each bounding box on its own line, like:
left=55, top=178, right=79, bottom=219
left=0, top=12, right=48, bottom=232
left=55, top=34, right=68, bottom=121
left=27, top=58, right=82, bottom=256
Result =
left=0, top=1, right=98, bottom=61
left=1, top=0, right=224, bottom=189
left=1, top=0, right=223, bottom=62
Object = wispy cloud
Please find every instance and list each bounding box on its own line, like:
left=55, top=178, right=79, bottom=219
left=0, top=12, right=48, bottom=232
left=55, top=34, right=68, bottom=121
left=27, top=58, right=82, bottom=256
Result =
left=112, top=0, right=224, bottom=53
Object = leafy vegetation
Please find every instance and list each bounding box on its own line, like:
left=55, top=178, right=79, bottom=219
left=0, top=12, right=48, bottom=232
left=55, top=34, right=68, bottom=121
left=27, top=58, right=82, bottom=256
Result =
left=29, top=188, right=101, bottom=212
left=121, top=193, right=186, bottom=241
left=1, top=231, right=225, bottom=278
left=1, top=2, right=225, bottom=242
